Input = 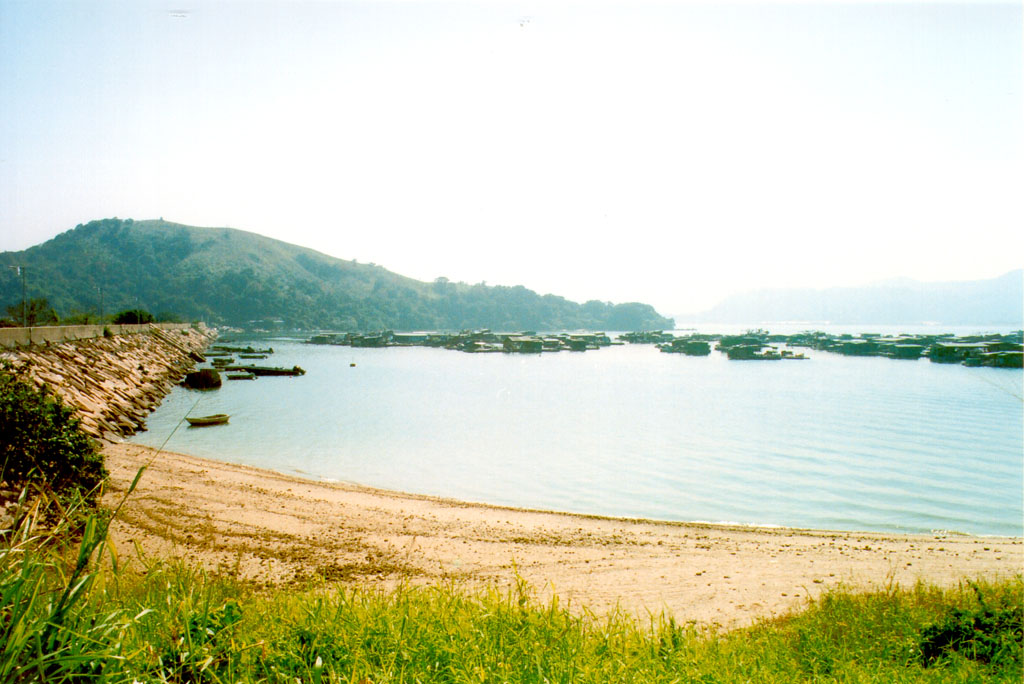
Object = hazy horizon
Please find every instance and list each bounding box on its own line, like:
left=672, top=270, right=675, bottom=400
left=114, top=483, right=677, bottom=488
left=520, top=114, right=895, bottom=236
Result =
left=2, top=0, right=1021, bottom=315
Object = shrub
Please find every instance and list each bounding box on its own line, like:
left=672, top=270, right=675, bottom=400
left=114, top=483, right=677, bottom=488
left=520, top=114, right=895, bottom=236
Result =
left=0, top=362, right=107, bottom=504
left=920, top=582, right=1023, bottom=666
left=112, top=309, right=154, bottom=325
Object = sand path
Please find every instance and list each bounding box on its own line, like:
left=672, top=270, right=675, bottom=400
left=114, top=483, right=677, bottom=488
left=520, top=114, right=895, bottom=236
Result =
left=102, top=443, right=1021, bottom=628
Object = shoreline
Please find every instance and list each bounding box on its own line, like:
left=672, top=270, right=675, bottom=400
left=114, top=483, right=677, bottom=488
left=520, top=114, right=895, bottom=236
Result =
left=126, top=434, right=1021, bottom=540
left=194, top=460, right=1012, bottom=541
left=102, top=442, right=1023, bottom=628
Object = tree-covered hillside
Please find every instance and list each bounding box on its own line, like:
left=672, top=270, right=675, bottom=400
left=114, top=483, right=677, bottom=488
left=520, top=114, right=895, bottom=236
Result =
left=0, top=219, right=673, bottom=331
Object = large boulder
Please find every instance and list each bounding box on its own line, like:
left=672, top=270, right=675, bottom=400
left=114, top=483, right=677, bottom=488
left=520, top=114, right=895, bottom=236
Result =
left=182, top=368, right=221, bottom=389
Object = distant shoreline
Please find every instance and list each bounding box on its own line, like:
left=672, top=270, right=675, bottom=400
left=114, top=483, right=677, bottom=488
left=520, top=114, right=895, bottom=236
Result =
left=294, top=328, right=1024, bottom=367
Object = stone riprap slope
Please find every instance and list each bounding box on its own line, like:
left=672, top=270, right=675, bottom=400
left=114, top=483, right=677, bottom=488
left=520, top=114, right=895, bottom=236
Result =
left=1, top=326, right=214, bottom=441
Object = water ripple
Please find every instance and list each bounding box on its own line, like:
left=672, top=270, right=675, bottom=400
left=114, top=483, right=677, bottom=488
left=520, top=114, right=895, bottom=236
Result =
left=131, top=341, right=1023, bottom=536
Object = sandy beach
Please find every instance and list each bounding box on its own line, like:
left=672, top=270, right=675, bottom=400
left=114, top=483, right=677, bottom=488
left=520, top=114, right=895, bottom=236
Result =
left=102, top=442, right=1022, bottom=628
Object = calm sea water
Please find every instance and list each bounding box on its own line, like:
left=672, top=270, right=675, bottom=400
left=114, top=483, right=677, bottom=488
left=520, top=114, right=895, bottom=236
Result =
left=129, top=332, right=1023, bottom=537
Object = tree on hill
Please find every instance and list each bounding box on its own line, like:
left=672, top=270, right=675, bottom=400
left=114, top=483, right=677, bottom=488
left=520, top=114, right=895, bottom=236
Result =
left=3, top=298, right=58, bottom=327
left=112, top=309, right=154, bottom=324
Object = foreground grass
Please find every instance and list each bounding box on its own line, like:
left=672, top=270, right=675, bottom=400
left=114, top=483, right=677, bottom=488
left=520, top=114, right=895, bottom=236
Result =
left=3, top=500, right=1021, bottom=683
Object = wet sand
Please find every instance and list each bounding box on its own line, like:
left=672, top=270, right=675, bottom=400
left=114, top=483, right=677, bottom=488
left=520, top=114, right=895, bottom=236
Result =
left=102, top=442, right=1022, bottom=628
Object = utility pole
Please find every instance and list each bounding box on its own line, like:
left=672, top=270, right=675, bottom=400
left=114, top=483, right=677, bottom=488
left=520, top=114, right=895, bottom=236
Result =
left=7, top=265, right=25, bottom=326
left=99, top=260, right=106, bottom=322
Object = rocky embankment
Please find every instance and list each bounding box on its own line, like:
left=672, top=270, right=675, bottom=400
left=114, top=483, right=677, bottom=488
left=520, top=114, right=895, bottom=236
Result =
left=1, top=326, right=214, bottom=441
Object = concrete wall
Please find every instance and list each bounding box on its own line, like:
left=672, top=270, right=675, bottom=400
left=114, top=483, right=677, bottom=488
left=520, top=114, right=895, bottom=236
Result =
left=0, top=323, right=197, bottom=349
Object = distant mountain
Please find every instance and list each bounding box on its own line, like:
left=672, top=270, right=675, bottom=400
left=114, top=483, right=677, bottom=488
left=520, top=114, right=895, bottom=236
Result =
left=0, top=218, right=673, bottom=331
left=683, top=271, right=1023, bottom=326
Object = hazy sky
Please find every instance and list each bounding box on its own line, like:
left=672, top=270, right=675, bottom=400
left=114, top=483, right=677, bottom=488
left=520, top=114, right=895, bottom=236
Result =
left=1, top=0, right=1020, bottom=314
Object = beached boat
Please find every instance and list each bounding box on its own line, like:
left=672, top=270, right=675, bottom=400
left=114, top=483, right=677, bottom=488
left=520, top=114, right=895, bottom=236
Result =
left=186, top=414, right=229, bottom=427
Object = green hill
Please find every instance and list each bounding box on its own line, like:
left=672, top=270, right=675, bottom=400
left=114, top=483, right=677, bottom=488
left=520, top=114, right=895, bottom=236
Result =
left=0, top=218, right=673, bottom=331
